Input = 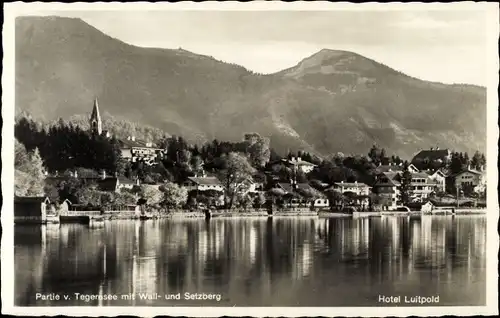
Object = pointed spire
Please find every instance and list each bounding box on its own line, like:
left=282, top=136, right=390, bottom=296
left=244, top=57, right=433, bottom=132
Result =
left=91, top=97, right=101, bottom=122
left=90, top=97, right=103, bottom=135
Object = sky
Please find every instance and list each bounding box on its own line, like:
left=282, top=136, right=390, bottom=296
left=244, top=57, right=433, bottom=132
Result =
left=31, top=9, right=489, bottom=85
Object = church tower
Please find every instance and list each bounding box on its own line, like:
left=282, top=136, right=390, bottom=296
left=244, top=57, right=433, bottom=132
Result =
left=90, top=97, right=102, bottom=135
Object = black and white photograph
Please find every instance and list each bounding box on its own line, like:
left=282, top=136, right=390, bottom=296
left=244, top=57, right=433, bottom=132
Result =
left=2, top=2, right=498, bottom=316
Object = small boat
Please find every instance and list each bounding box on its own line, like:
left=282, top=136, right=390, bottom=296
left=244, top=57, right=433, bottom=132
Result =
left=139, top=213, right=155, bottom=220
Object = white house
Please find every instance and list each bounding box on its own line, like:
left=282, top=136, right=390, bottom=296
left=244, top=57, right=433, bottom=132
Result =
left=426, top=169, right=447, bottom=193
left=183, top=177, right=224, bottom=192
left=454, top=168, right=486, bottom=193
left=270, top=157, right=317, bottom=174
left=237, top=178, right=265, bottom=195
left=408, top=172, right=437, bottom=202
left=330, top=181, right=371, bottom=196
left=313, top=197, right=330, bottom=208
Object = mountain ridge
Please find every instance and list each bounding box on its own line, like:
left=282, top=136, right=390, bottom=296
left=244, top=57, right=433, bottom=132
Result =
left=15, top=16, right=486, bottom=159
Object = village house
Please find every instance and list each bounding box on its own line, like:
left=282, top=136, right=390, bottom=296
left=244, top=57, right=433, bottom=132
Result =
left=183, top=176, right=224, bottom=192
left=373, top=170, right=438, bottom=209
left=237, top=177, right=265, bottom=195
left=425, top=169, right=447, bottom=193
left=274, top=182, right=328, bottom=208
left=269, top=156, right=317, bottom=174
left=89, top=98, right=165, bottom=165
left=408, top=172, right=438, bottom=202
left=329, top=181, right=371, bottom=196
left=454, top=167, right=486, bottom=194
left=118, top=136, right=165, bottom=165
left=372, top=172, right=400, bottom=210
left=14, top=196, right=50, bottom=224
left=327, top=181, right=372, bottom=209
left=411, top=147, right=452, bottom=170
left=58, top=199, right=72, bottom=214
left=98, top=175, right=139, bottom=192
left=407, top=200, right=435, bottom=213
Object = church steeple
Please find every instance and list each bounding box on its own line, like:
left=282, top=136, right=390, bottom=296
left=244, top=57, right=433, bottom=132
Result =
left=90, top=97, right=102, bottom=135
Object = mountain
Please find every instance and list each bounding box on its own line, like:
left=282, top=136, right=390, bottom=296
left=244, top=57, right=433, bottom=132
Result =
left=15, top=16, right=487, bottom=159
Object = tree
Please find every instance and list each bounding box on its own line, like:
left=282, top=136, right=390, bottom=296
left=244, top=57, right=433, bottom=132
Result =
left=399, top=161, right=412, bottom=206
left=296, top=186, right=321, bottom=202
left=14, top=147, right=46, bottom=197
left=15, top=139, right=29, bottom=169
left=160, top=182, right=188, bottom=210
left=254, top=192, right=266, bottom=209
left=325, top=189, right=345, bottom=211
left=450, top=152, right=463, bottom=174
left=75, top=184, right=101, bottom=207
left=235, top=192, right=252, bottom=210
left=471, top=151, right=482, bottom=170
left=190, top=155, right=204, bottom=176
left=368, top=144, right=382, bottom=165
left=114, top=191, right=138, bottom=209
left=217, top=152, right=256, bottom=209
left=140, top=185, right=163, bottom=208
left=267, top=187, right=286, bottom=208
left=480, top=153, right=486, bottom=170
left=244, top=133, right=271, bottom=167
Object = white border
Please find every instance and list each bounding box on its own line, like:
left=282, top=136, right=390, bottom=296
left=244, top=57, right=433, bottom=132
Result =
left=2, top=2, right=499, bottom=317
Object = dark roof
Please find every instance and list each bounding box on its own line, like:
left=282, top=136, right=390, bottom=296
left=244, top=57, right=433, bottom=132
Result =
left=187, top=177, right=222, bottom=185
left=455, top=168, right=483, bottom=176
left=374, top=172, right=401, bottom=187
left=412, top=149, right=451, bottom=162
left=277, top=183, right=313, bottom=192
left=117, top=176, right=135, bottom=184
left=425, top=169, right=447, bottom=177
left=411, top=172, right=433, bottom=179
left=119, top=138, right=160, bottom=149
left=98, top=178, right=119, bottom=191
left=96, top=177, right=136, bottom=191
left=14, top=196, right=50, bottom=204
left=269, top=158, right=316, bottom=167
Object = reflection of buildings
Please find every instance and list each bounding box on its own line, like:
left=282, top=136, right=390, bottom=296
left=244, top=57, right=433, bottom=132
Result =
left=131, top=221, right=158, bottom=304
left=293, top=242, right=312, bottom=279
left=14, top=215, right=488, bottom=306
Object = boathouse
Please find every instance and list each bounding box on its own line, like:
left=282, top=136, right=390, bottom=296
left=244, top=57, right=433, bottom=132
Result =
left=14, top=196, right=50, bottom=224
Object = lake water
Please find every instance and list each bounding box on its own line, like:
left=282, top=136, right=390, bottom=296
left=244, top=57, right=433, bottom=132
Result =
left=14, top=215, right=486, bottom=306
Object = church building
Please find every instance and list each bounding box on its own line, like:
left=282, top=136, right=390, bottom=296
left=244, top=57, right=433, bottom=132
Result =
left=89, top=98, right=165, bottom=165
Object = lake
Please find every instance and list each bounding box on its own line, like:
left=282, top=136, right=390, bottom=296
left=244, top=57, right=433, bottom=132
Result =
left=14, top=215, right=486, bottom=306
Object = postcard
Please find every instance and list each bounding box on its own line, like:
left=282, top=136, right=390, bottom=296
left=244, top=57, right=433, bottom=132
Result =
left=2, top=1, right=498, bottom=317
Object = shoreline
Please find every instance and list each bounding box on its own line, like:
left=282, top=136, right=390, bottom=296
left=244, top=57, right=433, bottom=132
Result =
left=15, top=208, right=487, bottom=225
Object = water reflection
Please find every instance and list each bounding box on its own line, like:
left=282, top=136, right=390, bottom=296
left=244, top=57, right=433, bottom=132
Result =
left=14, top=215, right=486, bottom=306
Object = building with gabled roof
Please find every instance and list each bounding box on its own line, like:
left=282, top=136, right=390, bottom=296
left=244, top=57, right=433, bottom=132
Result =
left=269, top=157, right=317, bottom=174
left=274, top=182, right=328, bottom=207
left=184, top=176, right=224, bottom=192
left=411, top=147, right=452, bottom=170
left=14, top=196, right=51, bottom=224
left=454, top=167, right=486, bottom=194
left=425, top=169, right=447, bottom=193
left=98, top=176, right=139, bottom=192
left=327, top=181, right=372, bottom=196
